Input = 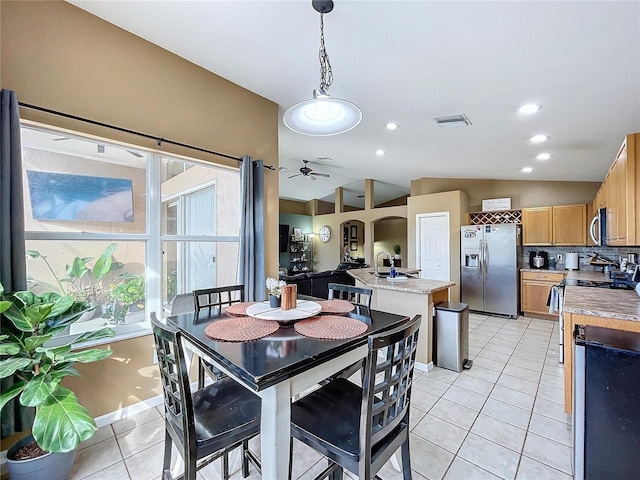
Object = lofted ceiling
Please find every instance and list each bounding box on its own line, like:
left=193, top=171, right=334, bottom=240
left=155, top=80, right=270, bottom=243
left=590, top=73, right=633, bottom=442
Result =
left=69, top=1, right=640, bottom=208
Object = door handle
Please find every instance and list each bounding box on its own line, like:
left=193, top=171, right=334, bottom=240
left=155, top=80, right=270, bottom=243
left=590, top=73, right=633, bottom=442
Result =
left=589, top=215, right=599, bottom=245
left=483, top=239, right=488, bottom=278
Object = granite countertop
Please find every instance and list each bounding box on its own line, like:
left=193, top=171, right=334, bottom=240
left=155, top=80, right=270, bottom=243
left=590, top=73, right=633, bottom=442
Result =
left=520, top=267, right=613, bottom=283
left=347, top=268, right=454, bottom=294
left=563, top=286, right=640, bottom=321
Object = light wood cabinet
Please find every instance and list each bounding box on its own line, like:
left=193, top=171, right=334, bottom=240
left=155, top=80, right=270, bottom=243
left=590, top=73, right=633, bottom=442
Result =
left=521, top=271, right=565, bottom=317
left=594, top=182, right=607, bottom=210
left=522, top=205, right=586, bottom=246
left=522, top=207, right=553, bottom=245
left=598, top=132, right=638, bottom=246
left=553, top=204, right=586, bottom=245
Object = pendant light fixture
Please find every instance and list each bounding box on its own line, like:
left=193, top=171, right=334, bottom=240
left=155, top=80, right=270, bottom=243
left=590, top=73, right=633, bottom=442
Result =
left=283, top=0, right=362, bottom=136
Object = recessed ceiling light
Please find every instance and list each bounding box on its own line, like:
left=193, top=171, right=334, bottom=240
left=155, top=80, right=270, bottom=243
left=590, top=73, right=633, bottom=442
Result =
left=375, top=149, right=385, bottom=156
left=536, top=153, right=552, bottom=161
left=521, top=167, right=533, bottom=173
left=518, top=104, right=543, bottom=115
left=530, top=134, right=549, bottom=143
left=385, top=122, right=399, bottom=130
left=357, top=194, right=365, bottom=198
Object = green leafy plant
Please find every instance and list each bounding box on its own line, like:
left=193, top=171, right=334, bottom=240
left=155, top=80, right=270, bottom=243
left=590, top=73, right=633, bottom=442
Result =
left=108, top=275, right=144, bottom=307
left=28, top=243, right=124, bottom=306
left=103, top=275, right=145, bottom=325
left=0, top=282, right=115, bottom=454
left=393, top=244, right=401, bottom=255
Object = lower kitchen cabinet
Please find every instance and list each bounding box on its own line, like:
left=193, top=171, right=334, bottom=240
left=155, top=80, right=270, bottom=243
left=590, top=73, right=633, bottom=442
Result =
left=521, top=271, right=565, bottom=317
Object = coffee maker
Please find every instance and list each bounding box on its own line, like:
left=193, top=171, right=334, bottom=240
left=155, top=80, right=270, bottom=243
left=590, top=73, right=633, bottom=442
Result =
left=529, top=250, right=549, bottom=269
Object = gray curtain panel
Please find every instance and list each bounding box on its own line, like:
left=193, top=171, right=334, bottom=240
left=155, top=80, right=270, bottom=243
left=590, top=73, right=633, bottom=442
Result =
left=239, top=156, right=265, bottom=301
left=0, top=89, right=33, bottom=438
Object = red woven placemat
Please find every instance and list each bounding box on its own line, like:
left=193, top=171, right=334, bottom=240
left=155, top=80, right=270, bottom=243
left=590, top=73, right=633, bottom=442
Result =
left=204, top=316, right=279, bottom=342
left=294, top=315, right=368, bottom=340
left=318, top=299, right=355, bottom=314
left=224, top=302, right=256, bottom=316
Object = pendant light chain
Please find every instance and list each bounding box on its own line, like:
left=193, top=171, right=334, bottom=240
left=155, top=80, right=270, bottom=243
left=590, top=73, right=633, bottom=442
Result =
left=318, top=12, right=333, bottom=94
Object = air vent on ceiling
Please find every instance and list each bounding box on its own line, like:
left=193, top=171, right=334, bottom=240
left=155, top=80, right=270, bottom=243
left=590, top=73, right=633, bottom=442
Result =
left=432, top=114, right=472, bottom=128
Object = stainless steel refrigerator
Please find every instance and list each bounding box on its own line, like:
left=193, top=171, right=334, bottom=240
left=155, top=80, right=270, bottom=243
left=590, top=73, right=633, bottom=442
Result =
left=461, top=224, right=520, bottom=317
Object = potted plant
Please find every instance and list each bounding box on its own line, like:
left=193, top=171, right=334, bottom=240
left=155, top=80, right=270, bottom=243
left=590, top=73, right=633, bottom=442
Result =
left=266, top=277, right=286, bottom=307
left=27, top=243, right=124, bottom=314
left=0, top=282, right=115, bottom=480
left=393, top=244, right=401, bottom=259
left=104, top=274, right=145, bottom=325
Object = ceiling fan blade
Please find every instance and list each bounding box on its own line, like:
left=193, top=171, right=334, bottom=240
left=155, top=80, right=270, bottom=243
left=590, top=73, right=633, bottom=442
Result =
left=309, top=175, right=317, bottom=181
left=311, top=172, right=330, bottom=177
left=288, top=173, right=302, bottom=179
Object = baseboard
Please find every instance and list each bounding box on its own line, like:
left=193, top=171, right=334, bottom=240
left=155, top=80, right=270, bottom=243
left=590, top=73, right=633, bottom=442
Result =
left=415, top=361, right=433, bottom=372
left=94, top=394, right=164, bottom=428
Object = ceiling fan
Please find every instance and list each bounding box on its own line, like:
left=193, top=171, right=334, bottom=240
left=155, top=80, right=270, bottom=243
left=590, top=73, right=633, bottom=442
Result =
left=287, top=160, right=330, bottom=181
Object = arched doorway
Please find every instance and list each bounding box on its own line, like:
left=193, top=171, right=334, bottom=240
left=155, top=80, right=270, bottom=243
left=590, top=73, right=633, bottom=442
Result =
left=339, top=219, right=365, bottom=263
left=372, top=216, right=408, bottom=268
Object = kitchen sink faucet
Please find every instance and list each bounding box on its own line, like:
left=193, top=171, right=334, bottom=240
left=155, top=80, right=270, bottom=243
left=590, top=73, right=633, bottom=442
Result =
left=375, top=251, right=394, bottom=276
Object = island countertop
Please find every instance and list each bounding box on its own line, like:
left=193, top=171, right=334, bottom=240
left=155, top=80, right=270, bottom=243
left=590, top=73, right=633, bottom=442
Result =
left=347, top=268, right=455, bottom=294
left=563, top=285, right=640, bottom=321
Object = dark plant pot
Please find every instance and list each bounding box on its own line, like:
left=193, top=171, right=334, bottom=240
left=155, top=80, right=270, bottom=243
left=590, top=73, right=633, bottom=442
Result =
left=6, top=435, right=76, bottom=480
left=269, top=294, right=281, bottom=307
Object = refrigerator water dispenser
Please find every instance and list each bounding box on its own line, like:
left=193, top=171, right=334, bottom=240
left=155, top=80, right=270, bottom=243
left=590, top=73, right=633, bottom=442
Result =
left=464, top=249, right=480, bottom=268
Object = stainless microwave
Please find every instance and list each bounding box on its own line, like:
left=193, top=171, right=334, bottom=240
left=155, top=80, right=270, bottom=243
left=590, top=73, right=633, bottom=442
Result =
left=589, top=207, right=606, bottom=246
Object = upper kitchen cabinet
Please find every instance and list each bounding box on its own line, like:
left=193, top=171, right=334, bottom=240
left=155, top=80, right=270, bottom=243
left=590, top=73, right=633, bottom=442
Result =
left=522, top=207, right=553, bottom=245
left=604, top=133, right=638, bottom=246
left=593, top=182, right=607, bottom=211
left=553, top=204, right=587, bottom=245
left=522, top=204, right=586, bottom=246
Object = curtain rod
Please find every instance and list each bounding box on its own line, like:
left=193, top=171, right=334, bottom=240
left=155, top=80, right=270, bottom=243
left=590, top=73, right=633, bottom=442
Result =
left=18, top=102, right=276, bottom=170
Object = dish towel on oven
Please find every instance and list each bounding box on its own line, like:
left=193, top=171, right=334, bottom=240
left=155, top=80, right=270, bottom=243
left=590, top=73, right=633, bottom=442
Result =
left=548, top=285, right=561, bottom=314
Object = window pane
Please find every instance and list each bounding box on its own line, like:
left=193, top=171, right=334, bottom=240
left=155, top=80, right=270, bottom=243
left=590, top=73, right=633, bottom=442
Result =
left=163, top=241, right=239, bottom=303
left=26, top=240, right=146, bottom=336
left=160, top=157, right=240, bottom=236
left=21, top=127, right=147, bottom=234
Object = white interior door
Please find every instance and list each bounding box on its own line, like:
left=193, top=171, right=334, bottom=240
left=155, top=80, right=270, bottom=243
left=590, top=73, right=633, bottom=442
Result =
left=416, top=212, right=450, bottom=280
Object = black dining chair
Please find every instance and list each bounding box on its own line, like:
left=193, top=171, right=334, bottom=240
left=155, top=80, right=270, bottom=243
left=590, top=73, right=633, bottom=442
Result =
left=327, top=283, right=373, bottom=315
left=150, top=313, right=261, bottom=480
left=324, top=283, right=374, bottom=383
left=193, top=285, right=245, bottom=388
left=289, top=314, right=421, bottom=480
left=169, top=293, right=196, bottom=316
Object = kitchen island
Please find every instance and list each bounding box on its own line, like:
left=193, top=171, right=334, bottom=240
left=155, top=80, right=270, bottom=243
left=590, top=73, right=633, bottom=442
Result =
left=347, top=268, right=454, bottom=367
left=562, top=285, right=640, bottom=413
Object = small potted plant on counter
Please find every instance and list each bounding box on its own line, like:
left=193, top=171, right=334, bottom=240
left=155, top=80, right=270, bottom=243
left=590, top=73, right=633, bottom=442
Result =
left=393, top=244, right=401, bottom=259
left=266, top=277, right=286, bottom=307
left=0, top=282, right=115, bottom=480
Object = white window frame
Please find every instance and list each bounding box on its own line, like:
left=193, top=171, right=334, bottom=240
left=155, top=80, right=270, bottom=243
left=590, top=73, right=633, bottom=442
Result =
left=22, top=124, right=240, bottom=347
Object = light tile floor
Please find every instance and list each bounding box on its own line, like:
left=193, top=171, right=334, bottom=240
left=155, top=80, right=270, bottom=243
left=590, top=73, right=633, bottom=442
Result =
left=69, top=313, right=573, bottom=480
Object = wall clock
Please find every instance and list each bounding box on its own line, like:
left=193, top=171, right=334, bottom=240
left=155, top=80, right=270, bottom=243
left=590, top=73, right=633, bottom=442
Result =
left=319, top=225, right=331, bottom=243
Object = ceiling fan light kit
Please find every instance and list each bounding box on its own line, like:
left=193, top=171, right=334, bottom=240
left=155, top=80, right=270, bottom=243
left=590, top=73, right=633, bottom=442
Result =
left=283, top=0, right=362, bottom=136
left=288, top=159, right=330, bottom=181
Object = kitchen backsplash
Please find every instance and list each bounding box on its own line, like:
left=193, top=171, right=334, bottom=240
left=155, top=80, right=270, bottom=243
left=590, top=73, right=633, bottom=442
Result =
left=524, top=246, right=640, bottom=270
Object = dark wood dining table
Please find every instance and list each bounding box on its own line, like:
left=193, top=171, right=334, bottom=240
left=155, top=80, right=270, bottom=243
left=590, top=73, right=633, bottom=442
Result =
left=165, top=298, right=411, bottom=480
